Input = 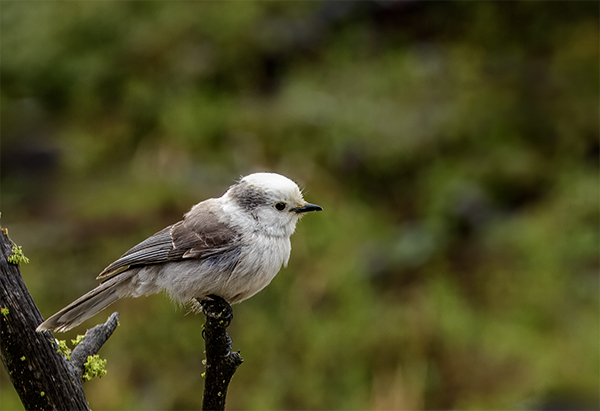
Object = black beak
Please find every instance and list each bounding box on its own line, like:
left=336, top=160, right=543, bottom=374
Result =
left=292, top=203, right=323, bottom=214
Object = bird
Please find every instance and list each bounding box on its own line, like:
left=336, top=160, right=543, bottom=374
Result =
left=37, top=172, right=322, bottom=332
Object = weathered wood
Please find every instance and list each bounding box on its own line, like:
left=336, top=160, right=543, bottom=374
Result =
left=71, top=312, right=119, bottom=380
left=0, top=226, right=90, bottom=410
left=199, top=295, right=243, bottom=411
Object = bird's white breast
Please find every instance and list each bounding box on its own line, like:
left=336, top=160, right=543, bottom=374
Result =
left=229, top=232, right=291, bottom=302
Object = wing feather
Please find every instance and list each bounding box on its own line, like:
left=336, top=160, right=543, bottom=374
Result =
left=97, top=206, right=240, bottom=280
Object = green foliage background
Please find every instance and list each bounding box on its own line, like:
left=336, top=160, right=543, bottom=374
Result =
left=1, top=2, right=598, bottom=410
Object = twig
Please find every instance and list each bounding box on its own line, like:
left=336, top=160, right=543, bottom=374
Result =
left=70, top=312, right=119, bottom=379
left=199, top=295, right=243, bottom=411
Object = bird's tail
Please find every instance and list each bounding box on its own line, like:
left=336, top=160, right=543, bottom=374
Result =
left=36, top=272, right=135, bottom=333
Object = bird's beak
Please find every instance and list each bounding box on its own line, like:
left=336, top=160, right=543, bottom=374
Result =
left=292, top=203, right=323, bottom=214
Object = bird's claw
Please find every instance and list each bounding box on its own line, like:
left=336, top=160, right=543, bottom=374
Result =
left=198, top=294, right=233, bottom=328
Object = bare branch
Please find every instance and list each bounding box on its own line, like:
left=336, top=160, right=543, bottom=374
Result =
left=70, top=312, right=119, bottom=379
left=199, top=295, right=244, bottom=411
left=0, top=226, right=90, bottom=410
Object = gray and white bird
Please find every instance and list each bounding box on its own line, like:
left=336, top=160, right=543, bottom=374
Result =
left=37, top=172, right=322, bottom=332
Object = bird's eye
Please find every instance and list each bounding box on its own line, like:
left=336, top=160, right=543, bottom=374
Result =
left=275, top=202, right=286, bottom=211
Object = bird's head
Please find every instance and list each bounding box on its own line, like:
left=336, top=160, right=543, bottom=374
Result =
left=225, top=172, right=322, bottom=237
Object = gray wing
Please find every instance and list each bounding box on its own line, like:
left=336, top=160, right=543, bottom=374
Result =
left=97, top=208, right=240, bottom=280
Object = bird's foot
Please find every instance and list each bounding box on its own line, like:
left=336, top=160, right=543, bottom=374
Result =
left=197, top=294, right=233, bottom=328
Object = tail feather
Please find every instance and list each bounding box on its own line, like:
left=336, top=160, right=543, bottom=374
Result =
left=36, top=273, right=134, bottom=333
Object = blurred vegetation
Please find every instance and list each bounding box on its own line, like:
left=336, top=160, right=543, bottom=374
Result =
left=1, top=2, right=598, bottom=410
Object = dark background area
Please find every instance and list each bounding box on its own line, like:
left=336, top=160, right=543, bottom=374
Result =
left=1, top=2, right=598, bottom=410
